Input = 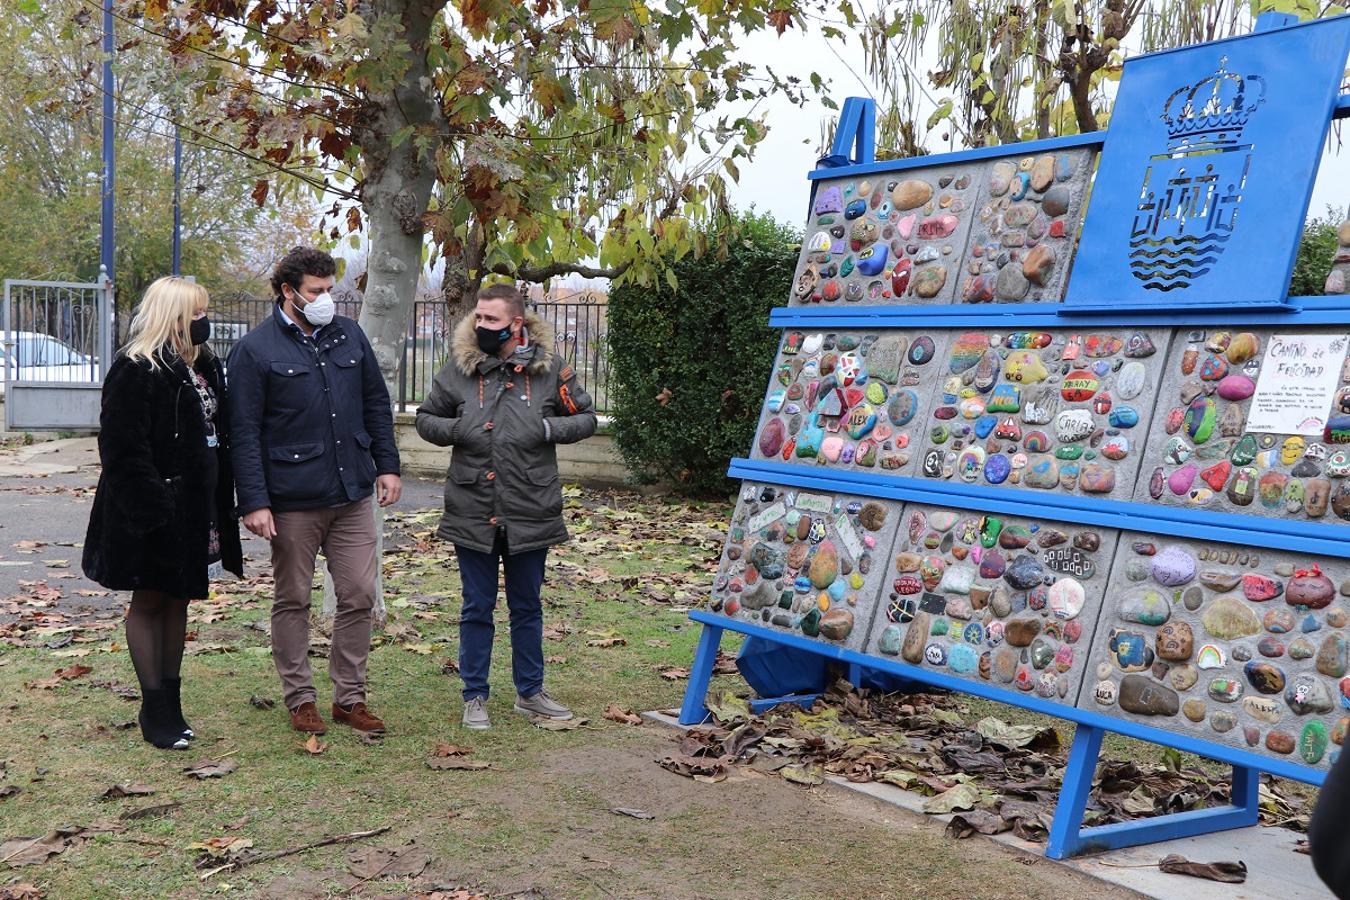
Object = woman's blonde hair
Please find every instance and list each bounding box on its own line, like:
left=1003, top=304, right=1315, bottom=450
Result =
left=122, top=276, right=210, bottom=370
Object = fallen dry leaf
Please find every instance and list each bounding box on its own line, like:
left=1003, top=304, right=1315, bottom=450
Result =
left=603, top=703, right=643, bottom=726
left=183, top=758, right=237, bottom=780
left=1158, top=854, right=1247, bottom=884
left=0, top=883, right=43, bottom=899
left=544, top=655, right=567, bottom=664
left=248, top=695, right=275, bottom=710
left=0, top=786, right=20, bottom=801
left=430, top=743, right=474, bottom=757
left=532, top=716, right=587, bottom=731
left=659, top=667, right=690, bottom=681
left=586, top=637, right=626, bottom=648
left=426, top=757, right=490, bottom=771
left=610, top=807, right=654, bottom=820
left=780, top=765, right=824, bottom=787
left=188, top=836, right=253, bottom=860
left=120, top=802, right=181, bottom=821
left=99, top=783, right=155, bottom=801
left=347, top=844, right=429, bottom=880
left=299, top=735, right=327, bottom=755
left=0, top=827, right=92, bottom=867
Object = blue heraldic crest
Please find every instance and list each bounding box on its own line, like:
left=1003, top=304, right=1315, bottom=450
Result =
left=1129, top=57, right=1266, bottom=292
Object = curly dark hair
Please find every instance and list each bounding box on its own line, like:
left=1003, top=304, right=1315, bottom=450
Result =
left=271, top=246, right=336, bottom=300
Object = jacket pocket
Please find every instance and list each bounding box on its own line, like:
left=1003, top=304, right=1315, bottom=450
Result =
left=266, top=441, right=329, bottom=501
left=511, top=465, right=562, bottom=520
left=353, top=430, right=376, bottom=481
left=267, top=361, right=312, bottom=409
left=444, top=460, right=491, bottom=522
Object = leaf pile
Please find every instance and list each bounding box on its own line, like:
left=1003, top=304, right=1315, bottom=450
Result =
left=660, top=680, right=1314, bottom=842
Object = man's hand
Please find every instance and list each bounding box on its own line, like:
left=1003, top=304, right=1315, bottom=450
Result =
left=376, top=474, right=403, bottom=508
left=243, top=508, right=276, bottom=540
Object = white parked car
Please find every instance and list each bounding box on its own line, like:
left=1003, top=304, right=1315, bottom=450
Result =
left=0, top=332, right=100, bottom=390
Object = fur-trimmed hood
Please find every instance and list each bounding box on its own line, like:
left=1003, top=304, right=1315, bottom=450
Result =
left=451, top=311, right=555, bottom=377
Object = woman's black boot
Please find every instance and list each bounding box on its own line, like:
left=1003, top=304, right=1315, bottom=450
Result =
left=163, top=678, right=194, bottom=740
left=138, top=688, right=189, bottom=750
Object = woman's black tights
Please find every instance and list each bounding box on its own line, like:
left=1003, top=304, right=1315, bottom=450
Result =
left=126, top=590, right=189, bottom=690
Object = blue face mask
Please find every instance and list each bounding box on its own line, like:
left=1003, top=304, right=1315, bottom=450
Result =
left=475, top=324, right=513, bottom=354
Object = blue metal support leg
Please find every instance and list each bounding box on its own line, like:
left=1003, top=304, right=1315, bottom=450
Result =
left=748, top=694, right=818, bottom=715
left=1047, top=723, right=1263, bottom=859
left=678, top=622, right=724, bottom=726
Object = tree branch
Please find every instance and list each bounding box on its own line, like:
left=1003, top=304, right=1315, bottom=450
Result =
left=490, top=259, right=634, bottom=283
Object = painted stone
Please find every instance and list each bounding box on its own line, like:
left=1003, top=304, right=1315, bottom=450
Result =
left=908, top=336, right=936, bottom=365
left=1119, top=589, right=1171, bottom=626
left=892, top=179, right=933, bottom=210
left=759, top=418, right=786, bottom=457
left=1318, top=633, right=1349, bottom=678
left=1227, top=466, right=1258, bottom=507
left=1183, top=698, right=1207, bottom=722
left=1004, top=351, right=1049, bottom=384
left=1226, top=332, right=1260, bottom=364
left=1116, top=361, right=1147, bottom=400
left=1286, top=674, right=1335, bottom=715
left=1196, top=644, right=1227, bottom=669
left=1202, top=597, right=1260, bottom=640
left=1024, top=456, right=1060, bottom=489
left=1151, top=546, right=1196, bottom=587
left=877, top=624, right=903, bottom=655
left=1004, top=555, right=1046, bottom=591
left=819, top=608, right=855, bottom=641
left=1054, top=409, right=1095, bottom=443
left=1183, top=397, right=1217, bottom=443
left=1119, top=674, right=1180, bottom=716
left=1048, top=577, right=1086, bottom=620
left=1216, top=374, right=1255, bottom=401
left=1078, top=464, right=1115, bottom=494
left=1005, top=617, right=1042, bottom=647
left=1245, top=661, right=1287, bottom=694
left=1171, top=665, right=1199, bottom=691
left=1156, top=621, right=1194, bottom=661
left=1243, top=696, right=1283, bottom=724
left=913, top=266, right=947, bottom=298
left=1289, top=637, right=1315, bottom=660
left=809, top=542, right=839, bottom=589
left=1242, top=573, right=1282, bottom=602
left=1288, top=567, right=1335, bottom=608
left=1208, top=677, right=1243, bottom=703
left=1061, top=370, right=1100, bottom=402
left=1110, top=630, right=1153, bottom=671
left=902, top=612, right=931, bottom=663
left=1267, top=731, right=1296, bottom=755
left=1301, top=721, right=1330, bottom=764
left=1022, top=244, right=1056, bottom=286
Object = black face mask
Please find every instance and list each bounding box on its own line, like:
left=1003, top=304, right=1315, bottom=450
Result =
left=475, top=324, right=513, bottom=355
left=190, top=315, right=211, bottom=346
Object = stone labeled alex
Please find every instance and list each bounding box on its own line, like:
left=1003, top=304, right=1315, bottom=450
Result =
left=709, top=483, right=901, bottom=651
left=1083, top=534, right=1350, bottom=769
left=867, top=504, right=1113, bottom=704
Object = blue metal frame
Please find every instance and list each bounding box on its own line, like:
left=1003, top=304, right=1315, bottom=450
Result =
left=679, top=611, right=1324, bottom=785
left=1046, top=724, right=1260, bottom=859
left=696, top=12, right=1350, bottom=862
left=772, top=297, right=1350, bottom=327
left=728, top=458, right=1350, bottom=559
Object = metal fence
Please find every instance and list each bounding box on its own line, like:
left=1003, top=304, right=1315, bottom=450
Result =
left=203, top=294, right=611, bottom=414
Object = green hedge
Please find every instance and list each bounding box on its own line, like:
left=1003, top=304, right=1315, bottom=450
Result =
left=608, top=211, right=798, bottom=495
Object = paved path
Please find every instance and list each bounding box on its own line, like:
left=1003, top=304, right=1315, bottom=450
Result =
left=0, top=436, right=447, bottom=610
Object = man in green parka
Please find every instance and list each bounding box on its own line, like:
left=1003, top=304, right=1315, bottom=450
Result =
left=415, top=283, right=597, bottom=729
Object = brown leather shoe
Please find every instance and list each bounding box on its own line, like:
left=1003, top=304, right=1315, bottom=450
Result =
left=289, top=701, right=327, bottom=734
left=333, top=701, right=385, bottom=734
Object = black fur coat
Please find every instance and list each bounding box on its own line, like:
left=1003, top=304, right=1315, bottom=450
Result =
left=82, top=350, right=243, bottom=598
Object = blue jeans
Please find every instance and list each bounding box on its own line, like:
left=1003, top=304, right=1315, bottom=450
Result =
left=455, top=531, right=548, bottom=701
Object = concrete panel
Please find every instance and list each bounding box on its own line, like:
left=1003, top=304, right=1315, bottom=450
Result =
left=864, top=503, right=1118, bottom=708
left=707, top=481, right=902, bottom=653
left=1080, top=532, right=1350, bottom=770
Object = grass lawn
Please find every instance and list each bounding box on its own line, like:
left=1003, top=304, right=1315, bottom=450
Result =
left=0, top=490, right=1154, bottom=898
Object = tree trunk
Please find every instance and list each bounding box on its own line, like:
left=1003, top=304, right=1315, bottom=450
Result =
left=324, top=0, right=445, bottom=621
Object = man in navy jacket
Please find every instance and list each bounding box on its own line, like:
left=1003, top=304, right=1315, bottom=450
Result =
left=228, top=246, right=401, bottom=736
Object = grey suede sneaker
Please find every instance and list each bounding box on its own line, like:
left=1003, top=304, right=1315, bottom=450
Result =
left=514, top=690, right=573, bottom=720
left=462, top=697, right=490, bottom=730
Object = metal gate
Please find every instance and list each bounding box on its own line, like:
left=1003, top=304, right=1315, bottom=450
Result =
left=2, top=268, right=114, bottom=432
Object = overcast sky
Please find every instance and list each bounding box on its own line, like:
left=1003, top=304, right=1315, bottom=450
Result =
left=720, top=22, right=1349, bottom=231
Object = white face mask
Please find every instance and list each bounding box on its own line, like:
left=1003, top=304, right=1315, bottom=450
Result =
left=298, top=290, right=335, bottom=326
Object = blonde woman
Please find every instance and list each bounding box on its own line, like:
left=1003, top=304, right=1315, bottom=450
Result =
left=83, top=276, right=242, bottom=750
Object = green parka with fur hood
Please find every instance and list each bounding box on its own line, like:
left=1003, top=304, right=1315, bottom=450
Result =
left=415, top=312, right=596, bottom=553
